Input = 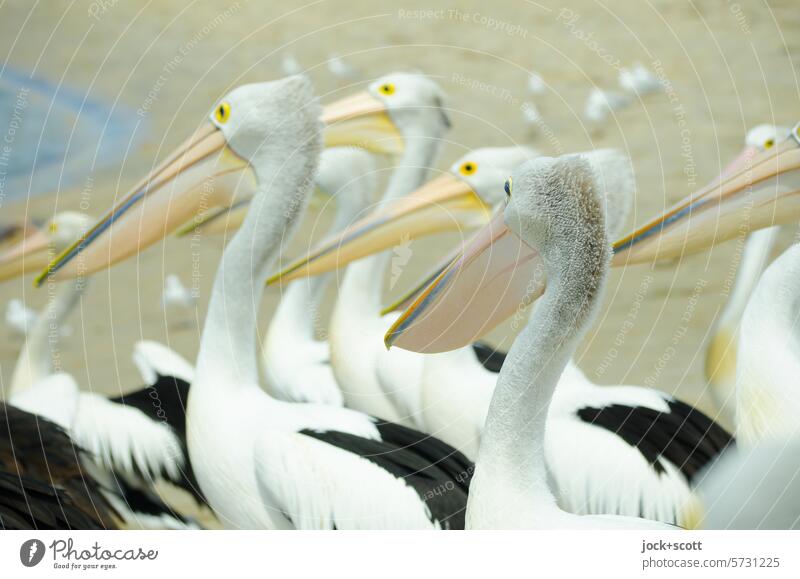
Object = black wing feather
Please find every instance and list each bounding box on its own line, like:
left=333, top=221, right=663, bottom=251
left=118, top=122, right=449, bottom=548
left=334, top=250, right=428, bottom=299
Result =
left=110, top=375, right=206, bottom=505
left=577, top=399, right=734, bottom=483
left=0, top=403, right=118, bottom=529
left=300, top=422, right=472, bottom=530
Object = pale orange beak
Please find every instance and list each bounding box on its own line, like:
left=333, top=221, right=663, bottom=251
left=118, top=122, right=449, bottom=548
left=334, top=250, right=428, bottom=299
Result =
left=0, top=225, right=53, bottom=281
left=321, top=91, right=403, bottom=156
left=35, top=123, right=253, bottom=285
left=385, top=209, right=543, bottom=353
left=267, top=173, right=490, bottom=286
left=612, top=125, right=800, bottom=266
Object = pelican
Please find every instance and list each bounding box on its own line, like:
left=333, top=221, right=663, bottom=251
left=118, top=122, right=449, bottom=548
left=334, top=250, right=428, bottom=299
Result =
left=0, top=212, right=204, bottom=528
left=38, top=75, right=474, bottom=529
left=733, top=241, right=800, bottom=444
left=161, top=146, right=379, bottom=406
left=275, top=147, right=733, bottom=525
left=1, top=402, right=119, bottom=529
left=704, top=124, right=791, bottom=420
left=268, top=73, right=457, bottom=426
left=196, top=147, right=379, bottom=405
left=392, top=155, right=679, bottom=528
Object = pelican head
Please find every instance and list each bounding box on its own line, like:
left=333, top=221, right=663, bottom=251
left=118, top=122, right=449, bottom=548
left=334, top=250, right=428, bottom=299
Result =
left=384, top=149, right=629, bottom=353
left=0, top=212, right=93, bottom=281
left=35, top=75, right=412, bottom=284
left=324, top=72, right=450, bottom=155
left=267, top=146, right=540, bottom=285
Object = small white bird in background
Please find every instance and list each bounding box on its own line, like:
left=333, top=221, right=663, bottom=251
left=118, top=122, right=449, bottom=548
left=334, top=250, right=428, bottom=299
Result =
left=326, top=52, right=361, bottom=81
left=521, top=101, right=543, bottom=128
left=5, top=299, right=37, bottom=336
left=280, top=52, right=304, bottom=77
left=618, top=62, right=662, bottom=96
left=162, top=274, right=196, bottom=311
left=584, top=87, right=631, bottom=124
left=527, top=72, right=545, bottom=95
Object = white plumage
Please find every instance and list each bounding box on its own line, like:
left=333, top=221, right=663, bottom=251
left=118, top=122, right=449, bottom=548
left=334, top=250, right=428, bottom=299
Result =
left=326, top=52, right=361, bottom=80
left=618, top=62, right=662, bottom=96
left=263, top=147, right=377, bottom=406
left=521, top=101, right=542, bottom=127
left=584, top=87, right=631, bottom=124
left=5, top=298, right=37, bottom=335
left=280, top=52, right=304, bottom=77
left=162, top=274, right=196, bottom=310
left=527, top=71, right=545, bottom=95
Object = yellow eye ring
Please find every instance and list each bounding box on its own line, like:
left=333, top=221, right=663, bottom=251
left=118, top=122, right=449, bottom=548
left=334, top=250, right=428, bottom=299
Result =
left=215, top=101, right=231, bottom=124
left=764, top=138, right=775, bottom=149
left=379, top=83, right=395, bottom=95
left=459, top=161, right=477, bottom=176
left=504, top=177, right=513, bottom=198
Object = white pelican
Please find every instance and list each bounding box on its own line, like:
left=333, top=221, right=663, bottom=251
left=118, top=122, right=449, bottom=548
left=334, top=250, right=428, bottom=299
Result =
left=704, top=124, right=791, bottom=419
left=156, top=146, right=379, bottom=407
left=184, top=146, right=378, bottom=405
left=733, top=241, right=800, bottom=444
left=392, top=155, right=678, bottom=528
left=271, top=145, right=535, bottom=427
left=386, top=125, right=800, bottom=526
left=1, top=402, right=119, bottom=529
left=278, top=147, right=733, bottom=525
left=270, top=73, right=456, bottom=426
left=0, top=212, right=204, bottom=528
left=38, top=75, right=473, bottom=529
left=262, top=147, right=377, bottom=404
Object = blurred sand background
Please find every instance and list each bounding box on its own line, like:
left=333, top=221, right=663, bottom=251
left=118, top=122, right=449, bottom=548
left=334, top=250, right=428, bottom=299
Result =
left=0, top=0, right=797, bottom=435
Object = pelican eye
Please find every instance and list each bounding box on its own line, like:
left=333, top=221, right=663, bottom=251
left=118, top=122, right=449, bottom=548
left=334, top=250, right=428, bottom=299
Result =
left=764, top=138, right=775, bottom=149
left=459, top=162, right=477, bottom=176
left=379, top=83, right=395, bottom=95
left=215, top=101, right=231, bottom=124
left=504, top=177, right=513, bottom=198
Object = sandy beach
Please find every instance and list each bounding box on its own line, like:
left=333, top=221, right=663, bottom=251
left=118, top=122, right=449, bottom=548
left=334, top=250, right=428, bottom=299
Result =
left=0, top=0, right=797, bottom=439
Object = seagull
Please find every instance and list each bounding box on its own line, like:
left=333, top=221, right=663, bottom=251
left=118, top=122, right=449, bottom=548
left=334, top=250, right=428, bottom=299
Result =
left=327, top=52, right=361, bottom=81
left=162, top=274, right=196, bottom=311
left=521, top=101, right=543, bottom=128
left=527, top=72, right=545, bottom=95
left=5, top=299, right=37, bottom=336
left=584, top=88, right=630, bottom=124
left=618, top=62, right=662, bottom=96
left=280, top=52, right=304, bottom=77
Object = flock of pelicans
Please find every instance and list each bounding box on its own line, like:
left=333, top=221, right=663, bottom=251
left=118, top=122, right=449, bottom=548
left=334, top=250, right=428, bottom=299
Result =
left=1, top=71, right=800, bottom=530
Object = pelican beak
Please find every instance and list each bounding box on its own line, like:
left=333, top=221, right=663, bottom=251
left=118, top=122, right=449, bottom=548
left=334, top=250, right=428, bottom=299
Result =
left=267, top=173, right=491, bottom=285
left=35, top=123, right=252, bottom=285
left=613, top=125, right=800, bottom=266
left=0, top=226, right=52, bottom=281
left=385, top=209, right=544, bottom=353
left=322, top=92, right=404, bottom=156
left=380, top=244, right=461, bottom=315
